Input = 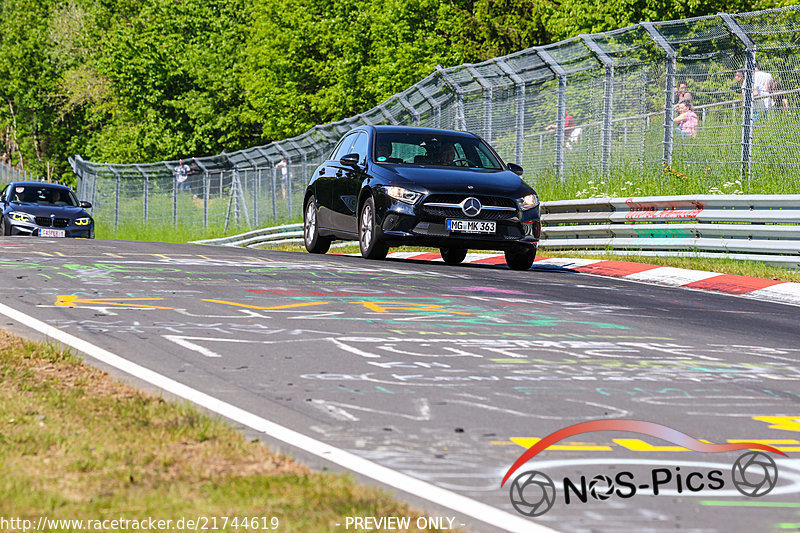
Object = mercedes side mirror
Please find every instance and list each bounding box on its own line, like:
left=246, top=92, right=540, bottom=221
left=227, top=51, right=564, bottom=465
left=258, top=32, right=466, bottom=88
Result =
left=80, top=201, right=92, bottom=209
left=507, top=163, right=524, bottom=176
left=340, top=153, right=361, bottom=167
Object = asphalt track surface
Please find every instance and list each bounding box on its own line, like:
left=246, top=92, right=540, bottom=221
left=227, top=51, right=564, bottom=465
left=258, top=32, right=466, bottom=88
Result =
left=1, top=238, right=799, bottom=533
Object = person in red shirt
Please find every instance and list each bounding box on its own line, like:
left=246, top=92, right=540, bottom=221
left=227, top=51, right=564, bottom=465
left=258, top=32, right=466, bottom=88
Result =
left=546, top=113, right=575, bottom=145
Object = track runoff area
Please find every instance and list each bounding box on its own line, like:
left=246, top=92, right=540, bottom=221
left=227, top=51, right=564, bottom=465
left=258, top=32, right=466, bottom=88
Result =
left=0, top=238, right=798, bottom=532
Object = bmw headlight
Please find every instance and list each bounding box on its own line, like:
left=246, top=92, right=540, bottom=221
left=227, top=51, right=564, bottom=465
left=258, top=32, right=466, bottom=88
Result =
left=517, top=193, right=539, bottom=210
left=384, top=186, right=422, bottom=204
left=9, top=211, right=33, bottom=223
left=75, top=217, right=91, bottom=226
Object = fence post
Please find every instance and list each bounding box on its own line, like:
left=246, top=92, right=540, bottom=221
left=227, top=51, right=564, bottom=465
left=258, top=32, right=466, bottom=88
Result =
left=720, top=12, right=756, bottom=185
left=254, top=168, right=260, bottom=227
left=466, top=66, right=493, bottom=141
left=91, top=167, right=97, bottom=208
left=203, top=172, right=209, bottom=228
left=436, top=65, right=466, bottom=130
left=538, top=49, right=568, bottom=180
left=275, top=146, right=293, bottom=219
left=496, top=59, right=526, bottom=166
left=170, top=163, right=177, bottom=226
left=415, top=83, right=441, bottom=128
left=582, top=35, right=615, bottom=178
left=109, top=165, right=120, bottom=231
left=271, top=164, right=277, bottom=221
left=398, top=93, right=421, bottom=126
left=641, top=22, right=677, bottom=168
left=135, top=164, right=148, bottom=225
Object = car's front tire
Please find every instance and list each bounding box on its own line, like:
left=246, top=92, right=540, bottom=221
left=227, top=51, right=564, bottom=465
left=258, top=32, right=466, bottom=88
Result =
left=0, top=217, right=10, bottom=236
left=359, top=196, right=388, bottom=260
left=505, top=244, right=536, bottom=271
left=304, top=196, right=331, bottom=254
left=440, top=247, right=467, bottom=265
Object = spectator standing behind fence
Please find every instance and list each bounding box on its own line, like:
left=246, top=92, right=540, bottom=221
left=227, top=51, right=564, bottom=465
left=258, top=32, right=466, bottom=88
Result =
left=275, top=157, right=289, bottom=199
left=734, top=69, right=763, bottom=121
left=754, top=64, right=774, bottom=111
left=673, top=81, right=693, bottom=109
left=768, top=79, right=789, bottom=109
left=545, top=111, right=575, bottom=144
left=673, top=101, right=698, bottom=138
left=175, top=159, right=191, bottom=191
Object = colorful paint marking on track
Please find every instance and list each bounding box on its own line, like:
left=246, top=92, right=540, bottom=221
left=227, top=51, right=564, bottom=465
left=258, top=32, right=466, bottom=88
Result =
left=373, top=252, right=800, bottom=306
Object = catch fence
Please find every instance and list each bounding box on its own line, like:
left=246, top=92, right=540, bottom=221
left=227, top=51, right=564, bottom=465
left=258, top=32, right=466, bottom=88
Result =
left=0, top=161, right=43, bottom=185
left=70, top=5, right=800, bottom=230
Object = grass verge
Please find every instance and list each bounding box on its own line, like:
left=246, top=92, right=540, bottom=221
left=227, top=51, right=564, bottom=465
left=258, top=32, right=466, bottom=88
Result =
left=0, top=330, right=455, bottom=532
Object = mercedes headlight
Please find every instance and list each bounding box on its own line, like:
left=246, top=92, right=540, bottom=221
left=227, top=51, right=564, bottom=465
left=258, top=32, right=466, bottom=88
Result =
left=517, top=193, right=539, bottom=210
left=9, top=211, right=33, bottom=223
left=385, top=186, right=422, bottom=204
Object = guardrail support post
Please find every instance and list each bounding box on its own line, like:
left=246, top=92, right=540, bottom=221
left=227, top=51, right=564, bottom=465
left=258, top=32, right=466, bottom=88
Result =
left=720, top=12, right=756, bottom=185
left=641, top=22, right=677, bottom=169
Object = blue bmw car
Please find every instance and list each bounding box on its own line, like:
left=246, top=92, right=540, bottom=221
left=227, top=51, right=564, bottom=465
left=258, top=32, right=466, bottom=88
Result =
left=0, top=182, right=94, bottom=238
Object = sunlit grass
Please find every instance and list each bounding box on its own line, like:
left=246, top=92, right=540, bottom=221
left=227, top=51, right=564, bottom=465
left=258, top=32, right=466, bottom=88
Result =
left=0, top=331, right=456, bottom=532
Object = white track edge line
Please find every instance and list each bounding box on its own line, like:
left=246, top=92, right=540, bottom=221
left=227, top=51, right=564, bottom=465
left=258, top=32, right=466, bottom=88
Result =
left=0, top=301, right=558, bottom=533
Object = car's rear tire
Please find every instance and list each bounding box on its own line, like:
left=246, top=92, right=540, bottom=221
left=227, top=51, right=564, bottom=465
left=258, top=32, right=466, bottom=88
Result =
left=0, top=217, right=10, bottom=236
left=304, top=196, right=331, bottom=254
left=440, top=247, right=467, bottom=265
left=505, top=244, right=536, bottom=271
left=359, top=196, right=388, bottom=260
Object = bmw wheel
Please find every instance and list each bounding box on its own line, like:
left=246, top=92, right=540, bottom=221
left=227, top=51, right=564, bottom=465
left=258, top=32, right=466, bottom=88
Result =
left=359, top=197, right=388, bottom=260
left=505, top=244, right=536, bottom=271
left=440, top=247, right=467, bottom=265
left=304, top=196, right=331, bottom=254
left=0, top=217, right=10, bottom=236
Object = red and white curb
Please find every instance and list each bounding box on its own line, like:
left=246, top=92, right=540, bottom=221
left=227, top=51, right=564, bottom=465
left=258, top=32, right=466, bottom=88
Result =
left=381, top=252, right=800, bottom=306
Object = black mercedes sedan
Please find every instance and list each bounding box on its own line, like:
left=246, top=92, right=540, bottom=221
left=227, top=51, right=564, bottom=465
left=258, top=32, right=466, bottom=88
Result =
left=0, top=182, right=94, bottom=238
left=303, top=126, right=540, bottom=270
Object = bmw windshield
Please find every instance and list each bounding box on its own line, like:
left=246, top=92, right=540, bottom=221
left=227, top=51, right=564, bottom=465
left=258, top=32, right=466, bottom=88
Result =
left=373, top=132, right=503, bottom=170
left=7, top=185, right=79, bottom=207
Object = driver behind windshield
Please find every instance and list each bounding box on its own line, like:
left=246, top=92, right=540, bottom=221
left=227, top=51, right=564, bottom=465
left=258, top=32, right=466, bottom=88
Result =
left=432, top=142, right=456, bottom=166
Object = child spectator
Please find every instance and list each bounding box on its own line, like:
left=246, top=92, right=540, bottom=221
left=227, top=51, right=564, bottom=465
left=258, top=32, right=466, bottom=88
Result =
left=673, top=101, right=698, bottom=138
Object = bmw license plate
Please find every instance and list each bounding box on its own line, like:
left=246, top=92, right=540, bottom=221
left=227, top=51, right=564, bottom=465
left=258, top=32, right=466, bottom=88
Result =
left=446, top=219, right=495, bottom=234
left=39, top=228, right=66, bottom=238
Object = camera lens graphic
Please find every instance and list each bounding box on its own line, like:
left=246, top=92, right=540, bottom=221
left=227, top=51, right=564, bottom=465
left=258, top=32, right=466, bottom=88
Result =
left=588, top=474, right=614, bottom=500
left=509, top=470, right=556, bottom=516
left=731, top=451, right=778, bottom=497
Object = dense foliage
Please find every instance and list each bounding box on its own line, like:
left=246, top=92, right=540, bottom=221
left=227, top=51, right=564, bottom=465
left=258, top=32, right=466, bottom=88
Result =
left=0, top=0, right=792, bottom=182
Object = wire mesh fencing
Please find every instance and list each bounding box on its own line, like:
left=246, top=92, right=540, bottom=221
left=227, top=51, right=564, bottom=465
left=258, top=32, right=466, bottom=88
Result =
left=1, top=161, right=44, bottom=186
left=69, top=5, right=800, bottom=231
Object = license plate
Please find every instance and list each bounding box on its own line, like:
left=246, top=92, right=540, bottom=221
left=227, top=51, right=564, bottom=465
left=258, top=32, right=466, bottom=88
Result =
left=446, top=219, right=496, bottom=234
left=39, top=228, right=66, bottom=238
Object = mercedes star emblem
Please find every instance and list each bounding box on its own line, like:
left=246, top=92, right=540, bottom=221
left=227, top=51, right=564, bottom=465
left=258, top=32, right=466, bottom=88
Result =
left=461, top=197, right=482, bottom=217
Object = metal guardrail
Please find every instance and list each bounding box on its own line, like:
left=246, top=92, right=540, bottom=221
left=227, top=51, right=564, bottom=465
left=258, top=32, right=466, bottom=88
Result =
left=195, top=195, right=800, bottom=269
left=191, top=223, right=303, bottom=248
left=540, top=195, right=800, bottom=269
